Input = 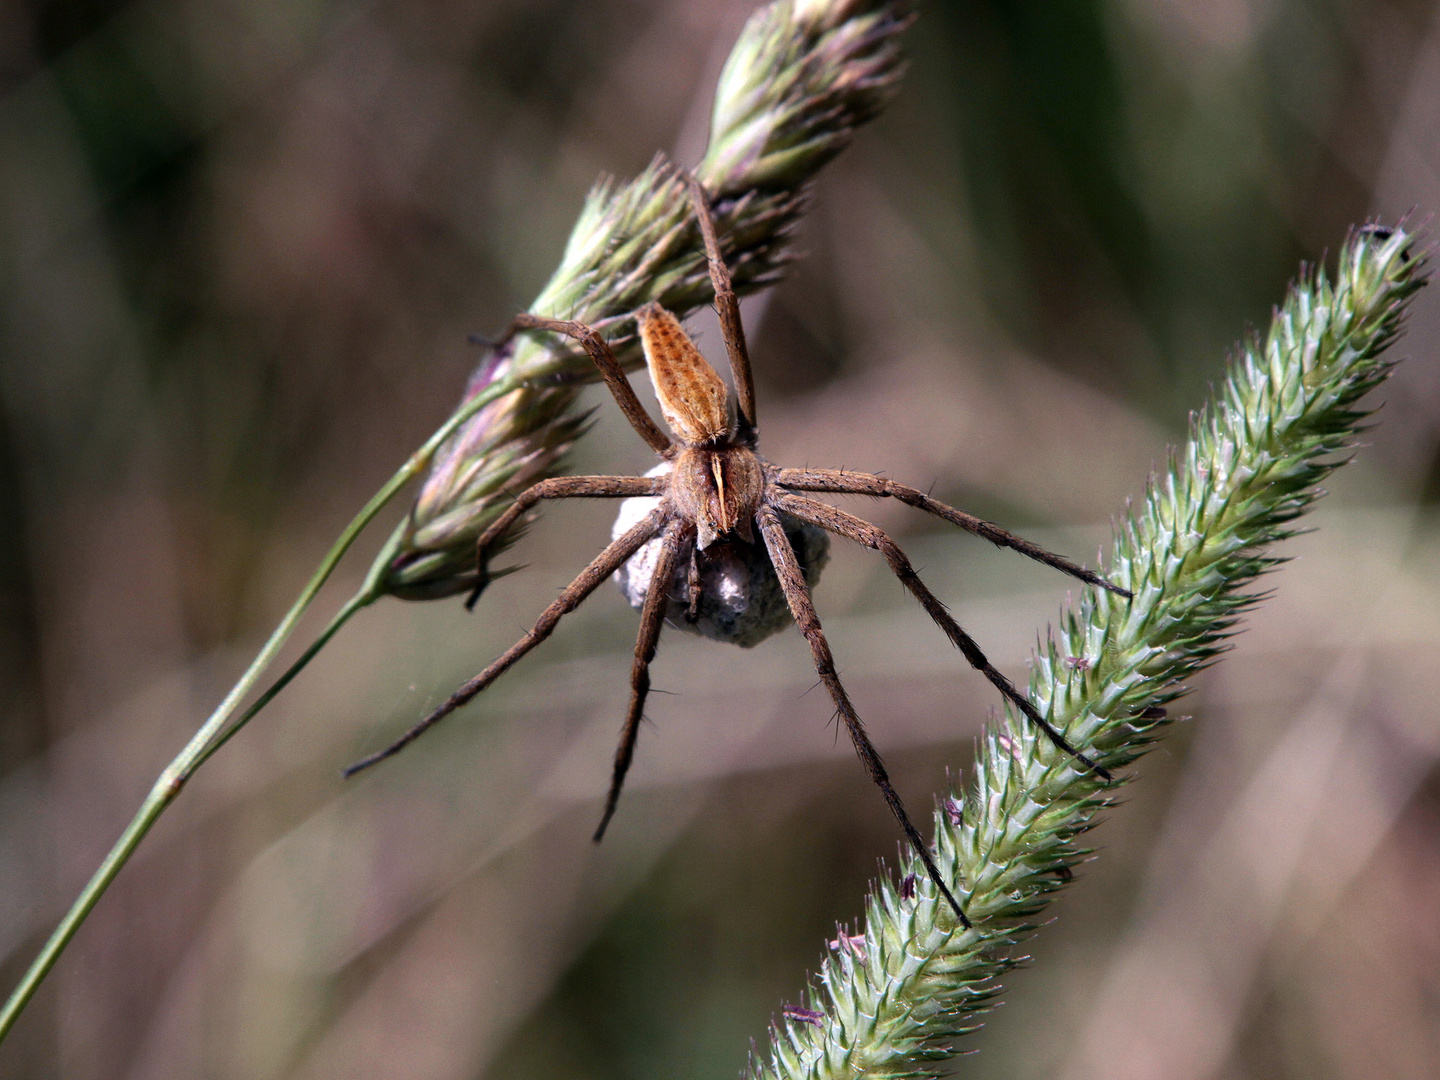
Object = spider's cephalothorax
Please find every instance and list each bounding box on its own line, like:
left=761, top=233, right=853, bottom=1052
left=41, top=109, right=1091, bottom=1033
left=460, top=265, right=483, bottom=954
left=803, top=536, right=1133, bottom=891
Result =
left=348, top=177, right=1132, bottom=926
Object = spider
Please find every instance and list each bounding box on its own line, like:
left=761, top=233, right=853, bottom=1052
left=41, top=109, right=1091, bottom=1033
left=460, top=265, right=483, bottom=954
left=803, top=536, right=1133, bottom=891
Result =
left=347, top=176, right=1130, bottom=925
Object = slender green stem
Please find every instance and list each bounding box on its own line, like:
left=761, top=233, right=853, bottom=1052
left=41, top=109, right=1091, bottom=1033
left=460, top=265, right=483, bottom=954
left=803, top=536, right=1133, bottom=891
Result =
left=188, top=588, right=373, bottom=775
left=0, top=373, right=523, bottom=1043
left=191, top=513, right=415, bottom=775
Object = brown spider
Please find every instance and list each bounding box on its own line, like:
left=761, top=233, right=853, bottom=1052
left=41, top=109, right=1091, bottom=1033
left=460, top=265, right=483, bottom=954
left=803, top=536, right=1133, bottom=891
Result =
left=348, top=177, right=1130, bottom=924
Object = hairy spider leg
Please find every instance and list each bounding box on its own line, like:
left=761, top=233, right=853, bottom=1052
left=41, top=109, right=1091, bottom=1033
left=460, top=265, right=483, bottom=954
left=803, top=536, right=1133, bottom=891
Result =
left=773, top=468, right=1132, bottom=599
left=687, top=175, right=757, bottom=436
left=773, top=493, right=1112, bottom=780
left=345, top=508, right=668, bottom=777
left=755, top=504, right=972, bottom=927
left=500, top=313, right=674, bottom=456
left=594, top=519, right=693, bottom=842
left=465, top=474, right=666, bottom=609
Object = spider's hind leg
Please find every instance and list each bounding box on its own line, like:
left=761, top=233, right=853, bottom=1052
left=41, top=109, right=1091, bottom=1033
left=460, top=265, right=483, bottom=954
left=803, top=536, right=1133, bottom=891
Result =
left=594, top=520, right=692, bottom=842
left=755, top=505, right=972, bottom=928
left=500, top=313, right=674, bottom=456
left=772, top=492, right=1112, bottom=781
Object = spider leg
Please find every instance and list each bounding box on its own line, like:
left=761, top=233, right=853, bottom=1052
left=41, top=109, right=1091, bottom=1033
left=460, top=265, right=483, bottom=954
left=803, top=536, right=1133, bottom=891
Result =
left=686, top=175, right=757, bottom=437
left=755, top=504, right=972, bottom=928
left=345, top=508, right=668, bottom=777
left=771, top=492, right=1112, bottom=781
left=772, top=467, right=1131, bottom=599
left=594, top=520, right=692, bottom=842
left=501, top=313, right=673, bottom=456
left=467, top=474, right=666, bottom=609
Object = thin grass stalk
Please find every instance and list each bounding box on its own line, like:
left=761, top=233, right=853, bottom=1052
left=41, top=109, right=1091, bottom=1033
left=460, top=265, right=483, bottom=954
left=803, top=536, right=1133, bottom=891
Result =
left=748, top=225, right=1426, bottom=1079
left=0, top=374, right=518, bottom=1042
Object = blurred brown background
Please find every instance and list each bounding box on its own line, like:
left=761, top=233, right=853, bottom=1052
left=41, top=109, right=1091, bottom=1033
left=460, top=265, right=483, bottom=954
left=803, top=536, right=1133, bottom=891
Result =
left=2, top=0, right=1439, bottom=1077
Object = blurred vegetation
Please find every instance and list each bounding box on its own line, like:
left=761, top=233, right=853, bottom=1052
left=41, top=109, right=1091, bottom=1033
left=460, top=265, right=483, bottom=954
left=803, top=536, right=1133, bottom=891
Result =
left=2, top=0, right=1438, bottom=1078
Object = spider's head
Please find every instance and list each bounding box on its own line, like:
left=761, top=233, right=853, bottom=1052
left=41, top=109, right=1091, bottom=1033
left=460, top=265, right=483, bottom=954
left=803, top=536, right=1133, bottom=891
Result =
left=636, top=302, right=762, bottom=550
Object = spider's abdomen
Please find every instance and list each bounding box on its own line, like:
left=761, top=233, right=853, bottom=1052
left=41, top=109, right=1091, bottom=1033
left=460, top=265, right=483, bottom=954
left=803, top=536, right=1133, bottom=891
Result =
left=611, top=469, right=829, bottom=648
left=637, top=302, right=731, bottom=445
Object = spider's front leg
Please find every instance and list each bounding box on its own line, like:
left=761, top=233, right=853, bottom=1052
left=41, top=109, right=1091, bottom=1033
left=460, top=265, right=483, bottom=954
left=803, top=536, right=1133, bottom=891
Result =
left=686, top=175, right=756, bottom=435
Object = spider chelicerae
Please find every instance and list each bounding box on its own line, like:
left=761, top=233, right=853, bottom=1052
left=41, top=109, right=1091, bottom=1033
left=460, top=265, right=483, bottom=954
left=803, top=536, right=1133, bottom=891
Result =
left=348, top=177, right=1130, bottom=924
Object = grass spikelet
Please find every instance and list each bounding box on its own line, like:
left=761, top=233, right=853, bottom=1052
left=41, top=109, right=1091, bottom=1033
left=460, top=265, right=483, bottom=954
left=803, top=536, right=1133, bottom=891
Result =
left=747, top=225, right=1427, bottom=1079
